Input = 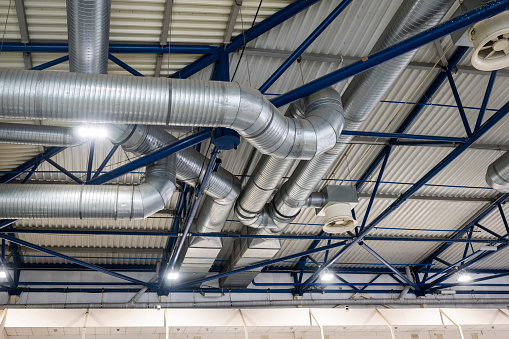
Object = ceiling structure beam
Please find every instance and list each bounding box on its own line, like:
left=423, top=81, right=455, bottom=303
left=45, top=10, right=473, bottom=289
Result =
left=240, top=47, right=509, bottom=78
left=14, top=0, right=32, bottom=69
left=155, top=0, right=173, bottom=77
left=223, top=0, right=242, bottom=44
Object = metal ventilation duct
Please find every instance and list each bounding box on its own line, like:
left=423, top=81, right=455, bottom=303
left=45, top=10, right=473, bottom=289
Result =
left=0, top=69, right=344, bottom=160
left=67, top=0, right=110, bottom=74
left=0, top=122, right=86, bottom=147
left=270, top=0, right=457, bottom=232
left=486, top=151, right=509, bottom=191
left=221, top=0, right=456, bottom=287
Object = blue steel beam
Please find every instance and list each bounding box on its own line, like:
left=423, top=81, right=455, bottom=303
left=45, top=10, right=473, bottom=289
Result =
left=108, top=54, right=144, bottom=77
left=259, top=0, right=351, bottom=93
left=167, top=148, right=219, bottom=273
left=360, top=242, right=419, bottom=290
left=0, top=233, right=156, bottom=288
left=271, top=0, right=509, bottom=107
left=355, top=47, right=469, bottom=192
left=21, top=162, right=39, bottom=184
left=226, top=0, right=321, bottom=54
left=86, top=130, right=211, bottom=185
left=418, top=193, right=509, bottom=271
left=30, top=55, right=70, bottom=71
left=342, top=130, right=466, bottom=143
left=86, top=140, right=95, bottom=182
left=0, top=42, right=217, bottom=54
left=498, top=203, right=509, bottom=234
left=0, top=147, right=66, bottom=183
left=92, top=145, right=119, bottom=179
left=359, top=147, right=391, bottom=232
left=297, top=97, right=509, bottom=292
left=475, top=70, right=498, bottom=131
left=171, top=241, right=348, bottom=291
left=171, top=0, right=321, bottom=79
left=45, top=158, right=84, bottom=184
left=446, top=70, right=472, bottom=136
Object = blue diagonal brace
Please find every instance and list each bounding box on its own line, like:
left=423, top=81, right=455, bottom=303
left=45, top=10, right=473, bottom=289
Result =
left=446, top=69, right=472, bottom=136
left=474, top=70, right=497, bottom=131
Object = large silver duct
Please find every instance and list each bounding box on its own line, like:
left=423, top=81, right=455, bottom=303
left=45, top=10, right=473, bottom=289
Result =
left=234, top=87, right=343, bottom=229
left=0, top=69, right=344, bottom=160
left=67, top=0, right=110, bottom=74
left=486, top=151, right=509, bottom=191
left=0, top=122, right=86, bottom=147
left=268, top=0, right=457, bottom=232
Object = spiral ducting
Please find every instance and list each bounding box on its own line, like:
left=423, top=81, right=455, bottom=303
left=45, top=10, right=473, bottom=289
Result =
left=0, top=122, right=86, bottom=147
left=67, top=0, right=111, bottom=74
left=268, top=0, right=457, bottom=232
left=234, top=87, right=343, bottom=228
left=486, top=151, right=509, bottom=192
left=0, top=69, right=344, bottom=160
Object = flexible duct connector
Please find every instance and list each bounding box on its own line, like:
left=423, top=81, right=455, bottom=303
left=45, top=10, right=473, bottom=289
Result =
left=265, top=0, right=456, bottom=233
left=235, top=87, right=344, bottom=227
left=0, top=122, right=86, bottom=147
left=0, top=70, right=344, bottom=160
left=486, top=151, right=509, bottom=192
left=67, top=0, right=111, bottom=74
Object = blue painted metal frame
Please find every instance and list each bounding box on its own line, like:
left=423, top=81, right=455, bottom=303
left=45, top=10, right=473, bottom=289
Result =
left=108, top=53, right=144, bottom=77
left=0, top=233, right=156, bottom=288
left=86, top=140, right=95, bottom=182
left=0, top=147, right=66, bottom=183
left=354, top=47, right=469, bottom=192
left=446, top=70, right=472, bottom=136
left=475, top=70, right=498, bottom=131
left=0, top=42, right=217, bottom=54
left=92, top=145, right=119, bottom=179
left=30, top=55, right=70, bottom=71
left=271, top=0, right=509, bottom=108
left=45, top=158, right=84, bottom=184
left=259, top=0, right=352, bottom=93
left=86, top=130, right=211, bottom=185
left=297, top=97, right=509, bottom=292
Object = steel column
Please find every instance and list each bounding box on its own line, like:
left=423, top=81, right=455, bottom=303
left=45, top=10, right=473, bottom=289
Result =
left=259, top=0, right=351, bottom=93
left=271, top=0, right=509, bottom=107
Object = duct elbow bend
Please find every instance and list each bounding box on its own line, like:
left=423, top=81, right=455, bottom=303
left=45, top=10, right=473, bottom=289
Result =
left=232, top=84, right=344, bottom=159
left=136, top=156, right=177, bottom=218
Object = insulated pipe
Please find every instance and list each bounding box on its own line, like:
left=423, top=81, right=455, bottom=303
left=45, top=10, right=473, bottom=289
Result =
left=4, top=297, right=509, bottom=308
left=235, top=87, right=343, bottom=227
left=267, top=0, right=456, bottom=232
left=0, top=69, right=344, bottom=160
left=0, top=122, right=86, bottom=147
left=67, top=0, right=111, bottom=74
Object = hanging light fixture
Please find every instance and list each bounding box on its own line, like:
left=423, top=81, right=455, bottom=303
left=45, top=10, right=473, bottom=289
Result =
left=457, top=271, right=472, bottom=282
left=320, top=269, right=334, bottom=281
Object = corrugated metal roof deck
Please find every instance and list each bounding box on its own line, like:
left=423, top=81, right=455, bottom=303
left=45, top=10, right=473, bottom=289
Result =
left=0, top=0, right=508, bottom=273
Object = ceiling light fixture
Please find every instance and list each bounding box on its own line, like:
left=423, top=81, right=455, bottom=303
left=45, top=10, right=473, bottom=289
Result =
left=321, top=269, right=334, bottom=281
left=0, top=271, right=7, bottom=279
left=167, top=271, right=179, bottom=280
left=457, top=271, right=472, bottom=282
left=76, top=125, right=109, bottom=139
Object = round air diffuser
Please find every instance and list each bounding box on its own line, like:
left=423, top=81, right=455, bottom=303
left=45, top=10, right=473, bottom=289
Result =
left=470, top=12, right=509, bottom=71
left=322, top=203, right=358, bottom=234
